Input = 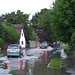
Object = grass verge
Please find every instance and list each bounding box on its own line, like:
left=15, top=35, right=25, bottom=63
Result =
left=50, top=58, right=62, bottom=68
left=0, top=53, right=4, bottom=57
left=60, top=42, right=74, bottom=59
left=64, top=49, right=74, bottom=59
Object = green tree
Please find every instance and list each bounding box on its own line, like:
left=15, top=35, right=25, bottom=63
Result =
left=0, top=38, right=4, bottom=49
left=0, top=10, right=31, bottom=43
left=24, top=24, right=34, bottom=43
left=31, top=13, right=40, bottom=28
left=31, top=8, right=54, bottom=42
left=38, top=9, right=54, bottom=42
left=3, top=25, right=19, bottom=43
left=0, top=17, right=5, bottom=39
left=1, top=10, right=29, bottom=24
left=71, top=32, right=75, bottom=51
left=30, top=31, right=40, bottom=41
left=50, top=0, right=75, bottom=44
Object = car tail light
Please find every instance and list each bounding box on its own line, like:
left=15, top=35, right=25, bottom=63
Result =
left=45, top=45, right=47, bottom=46
left=7, top=49, right=9, bottom=52
left=17, top=49, right=20, bottom=52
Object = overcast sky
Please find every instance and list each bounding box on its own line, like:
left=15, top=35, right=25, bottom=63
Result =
left=0, top=0, right=54, bottom=19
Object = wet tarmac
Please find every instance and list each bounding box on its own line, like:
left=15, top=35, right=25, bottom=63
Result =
left=0, top=47, right=75, bottom=75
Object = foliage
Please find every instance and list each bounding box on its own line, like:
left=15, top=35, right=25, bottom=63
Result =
left=50, top=0, right=75, bottom=44
left=64, top=49, right=73, bottom=59
left=0, top=17, right=20, bottom=43
left=0, top=48, right=1, bottom=53
left=0, top=10, right=30, bottom=43
left=3, top=25, right=19, bottom=43
left=71, top=32, right=75, bottom=45
left=0, top=38, right=4, bottom=49
left=23, top=20, right=40, bottom=42
left=6, top=22, right=15, bottom=28
left=0, top=18, right=5, bottom=39
left=1, top=10, right=29, bottom=24
left=31, top=13, right=39, bottom=28
left=71, top=32, right=75, bottom=51
left=0, top=10, right=38, bottom=43
left=30, top=31, right=40, bottom=41
left=23, top=18, right=34, bottom=43
left=31, top=0, right=75, bottom=43
left=60, top=42, right=68, bottom=49
left=31, top=9, right=54, bottom=42
left=50, top=58, right=62, bottom=68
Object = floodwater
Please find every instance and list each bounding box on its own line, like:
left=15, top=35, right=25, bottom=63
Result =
left=0, top=47, right=75, bottom=75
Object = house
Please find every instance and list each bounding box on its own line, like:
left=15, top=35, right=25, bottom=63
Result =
left=14, top=24, right=26, bottom=48
left=14, top=24, right=23, bottom=33
left=19, top=29, right=26, bottom=48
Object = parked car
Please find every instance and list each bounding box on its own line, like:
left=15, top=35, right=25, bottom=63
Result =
left=40, top=43, right=48, bottom=49
left=49, top=42, right=55, bottom=47
left=7, top=44, right=23, bottom=58
left=49, top=41, right=60, bottom=48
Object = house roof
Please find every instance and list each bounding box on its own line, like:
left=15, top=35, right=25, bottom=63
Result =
left=14, top=24, right=23, bottom=33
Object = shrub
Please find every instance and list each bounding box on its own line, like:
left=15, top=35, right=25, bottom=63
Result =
left=3, top=25, right=19, bottom=42
left=0, top=38, right=4, bottom=49
left=71, top=32, right=75, bottom=51
left=0, top=47, right=1, bottom=53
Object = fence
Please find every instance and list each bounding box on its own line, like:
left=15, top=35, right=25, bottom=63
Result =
left=29, top=41, right=40, bottom=48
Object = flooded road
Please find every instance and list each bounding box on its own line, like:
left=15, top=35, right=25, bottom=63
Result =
left=0, top=47, right=74, bottom=75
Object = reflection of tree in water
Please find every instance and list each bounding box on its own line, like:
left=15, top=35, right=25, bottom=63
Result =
left=24, top=58, right=38, bottom=75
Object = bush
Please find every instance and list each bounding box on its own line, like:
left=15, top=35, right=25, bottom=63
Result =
left=0, top=38, right=4, bottom=49
left=71, top=32, right=75, bottom=51
left=64, top=49, right=73, bottom=59
left=3, top=25, right=19, bottom=42
left=0, top=47, right=1, bottom=53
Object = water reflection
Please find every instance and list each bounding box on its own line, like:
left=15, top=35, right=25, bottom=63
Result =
left=45, top=50, right=47, bottom=64
left=39, top=50, right=48, bottom=64
left=0, top=47, right=74, bottom=75
left=63, top=59, right=75, bottom=75
left=7, top=58, right=25, bottom=70
left=39, top=51, right=42, bottom=64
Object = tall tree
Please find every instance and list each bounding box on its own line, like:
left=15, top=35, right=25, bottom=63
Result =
left=31, top=9, right=54, bottom=42
left=38, top=9, right=54, bottom=42
left=31, top=13, right=40, bottom=28
left=1, top=10, right=29, bottom=24
left=0, top=17, right=5, bottom=39
left=3, top=25, right=19, bottom=43
left=50, top=0, right=75, bottom=44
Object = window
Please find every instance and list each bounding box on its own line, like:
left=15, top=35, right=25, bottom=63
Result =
left=22, top=33, right=23, bottom=36
left=22, top=41, right=23, bottom=45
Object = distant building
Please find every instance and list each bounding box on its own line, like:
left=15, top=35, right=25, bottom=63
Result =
left=19, top=29, right=26, bottom=48
left=14, top=24, right=23, bottom=33
left=35, top=28, right=46, bottom=43
left=14, top=24, right=26, bottom=48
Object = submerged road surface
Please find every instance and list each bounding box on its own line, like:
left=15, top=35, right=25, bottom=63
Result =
left=0, top=46, right=74, bottom=75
